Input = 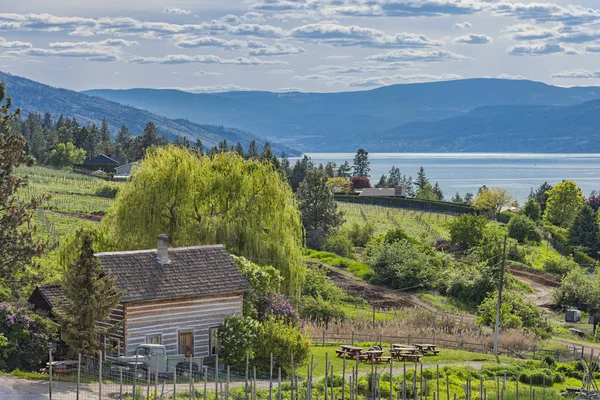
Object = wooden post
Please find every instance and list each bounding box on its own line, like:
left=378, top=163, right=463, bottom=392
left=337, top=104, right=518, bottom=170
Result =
left=76, top=353, right=81, bottom=400
left=99, top=350, right=103, bottom=400
left=174, top=366, right=177, bottom=400
left=516, top=376, right=519, bottom=400
left=323, top=330, right=327, bottom=347
left=342, top=353, right=347, bottom=400
left=227, top=366, right=231, bottom=400
left=48, top=347, right=53, bottom=400
left=155, top=353, right=159, bottom=398
left=436, top=365, right=440, bottom=400
left=403, top=363, right=407, bottom=400
left=147, top=363, right=151, bottom=399
left=278, top=367, right=282, bottom=400
left=119, top=367, right=123, bottom=400
left=325, top=352, right=329, bottom=400
left=204, top=366, right=208, bottom=400
left=352, top=331, right=355, bottom=346
left=446, top=375, right=450, bottom=400
left=133, top=354, right=138, bottom=400
left=291, top=353, right=295, bottom=400
left=189, top=356, right=194, bottom=398
left=246, top=352, right=250, bottom=400
left=216, top=355, right=220, bottom=400
left=390, top=358, right=393, bottom=400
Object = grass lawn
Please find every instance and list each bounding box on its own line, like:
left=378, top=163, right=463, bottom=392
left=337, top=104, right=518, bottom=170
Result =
left=525, top=240, right=563, bottom=271
left=305, top=250, right=373, bottom=281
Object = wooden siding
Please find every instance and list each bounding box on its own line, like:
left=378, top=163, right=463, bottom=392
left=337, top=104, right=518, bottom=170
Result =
left=124, top=293, right=243, bottom=356
left=98, top=303, right=125, bottom=357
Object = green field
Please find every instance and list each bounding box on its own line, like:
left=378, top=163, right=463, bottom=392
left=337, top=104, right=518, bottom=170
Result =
left=338, top=202, right=454, bottom=244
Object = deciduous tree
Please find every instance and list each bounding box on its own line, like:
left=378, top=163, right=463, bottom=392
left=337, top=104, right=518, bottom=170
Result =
left=49, top=142, right=86, bottom=167
left=544, top=180, right=584, bottom=228
left=473, top=187, right=513, bottom=213
left=523, top=198, right=541, bottom=221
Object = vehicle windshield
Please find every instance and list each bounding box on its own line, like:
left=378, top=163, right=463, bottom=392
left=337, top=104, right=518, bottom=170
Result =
left=135, top=347, right=150, bottom=356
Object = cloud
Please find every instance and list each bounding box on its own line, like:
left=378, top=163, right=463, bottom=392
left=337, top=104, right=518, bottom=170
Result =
left=551, top=69, right=600, bottom=79
left=586, top=45, right=600, bottom=53
left=454, top=33, right=491, bottom=44
left=176, top=36, right=248, bottom=49
left=9, top=47, right=119, bottom=61
left=347, top=73, right=462, bottom=87
left=248, top=43, right=306, bottom=56
left=507, top=43, right=577, bottom=56
left=496, top=73, right=528, bottom=80
left=292, top=74, right=349, bottom=86
left=370, top=0, right=482, bottom=17
left=492, top=3, right=600, bottom=26
left=174, top=84, right=257, bottom=93
left=49, top=39, right=139, bottom=48
left=309, top=64, right=366, bottom=74
left=0, top=37, right=31, bottom=48
left=507, top=25, right=556, bottom=41
left=267, top=69, right=295, bottom=74
left=128, top=54, right=286, bottom=65
left=163, top=8, right=192, bottom=15
left=365, top=49, right=469, bottom=62
left=192, top=70, right=223, bottom=76
left=453, top=22, right=472, bottom=30
left=275, top=87, right=303, bottom=92
left=290, top=23, right=442, bottom=48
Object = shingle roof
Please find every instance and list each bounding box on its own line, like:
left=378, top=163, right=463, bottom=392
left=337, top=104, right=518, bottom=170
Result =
left=359, top=188, right=395, bottom=197
left=84, top=154, right=120, bottom=165
left=97, top=245, right=251, bottom=304
left=36, top=284, right=66, bottom=308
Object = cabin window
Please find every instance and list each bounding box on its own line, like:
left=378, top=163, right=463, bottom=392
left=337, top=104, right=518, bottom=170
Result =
left=108, top=338, right=121, bottom=356
left=146, top=334, right=162, bottom=345
left=179, top=331, right=194, bottom=357
left=209, top=327, right=220, bottom=356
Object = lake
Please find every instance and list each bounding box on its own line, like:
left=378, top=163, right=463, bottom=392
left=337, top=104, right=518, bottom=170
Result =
left=301, top=153, right=600, bottom=203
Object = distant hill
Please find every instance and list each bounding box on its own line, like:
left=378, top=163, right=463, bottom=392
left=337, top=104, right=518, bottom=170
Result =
left=0, top=71, right=300, bottom=156
left=85, top=79, right=600, bottom=152
left=370, top=100, right=600, bottom=152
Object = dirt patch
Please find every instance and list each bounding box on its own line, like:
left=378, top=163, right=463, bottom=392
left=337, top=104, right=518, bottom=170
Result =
left=509, top=264, right=559, bottom=308
left=307, top=261, right=434, bottom=310
left=53, top=211, right=104, bottom=222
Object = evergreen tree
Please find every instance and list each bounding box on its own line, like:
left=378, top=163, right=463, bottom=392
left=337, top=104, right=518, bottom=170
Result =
left=42, top=112, right=53, bottom=129
left=568, top=205, right=599, bottom=253
left=289, top=156, right=313, bottom=192
left=235, top=142, right=245, bottom=157
left=451, top=192, right=463, bottom=203
left=29, top=126, right=47, bottom=164
left=280, top=153, right=291, bottom=177
left=464, top=192, right=474, bottom=204
left=336, top=161, right=351, bottom=178
left=531, top=182, right=553, bottom=212
left=219, top=139, right=229, bottom=152
left=375, top=175, right=388, bottom=188
left=194, top=139, right=203, bottom=155
left=432, top=182, right=444, bottom=201
left=135, top=122, right=160, bottom=159
left=182, top=136, right=190, bottom=149
left=116, top=124, right=133, bottom=159
left=0, top=83, right=44, bottom=299
left=324, top=161, right=337, bottom=178
left=247, top=140, right=259, bottom=159
left=388, top=166, right=401, bottom=187
left=297, top=168, right=344, bottom=247
left=54, top=229, right=123, bottom=356
left=404, top=176, right=415, bottom=197
left=100, top=118, right=111, bottom=143
left=352, top=148, right=370, bottom=178
left=416, top=167, right=429, bottom=189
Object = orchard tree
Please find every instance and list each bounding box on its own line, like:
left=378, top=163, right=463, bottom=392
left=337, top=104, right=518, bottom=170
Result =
left=0, top=83, right=44, bottom=299
left=104, top=147, right=304, bottom=297
left=544, top=180, right=585, bottom=228
left=449, top=214, right=488, bottom=250
left=473, top=187, right=513, bottom=213
left=568, top=205, right=599, bottom=253
left=54, top=228, right=123, bottom=356
left=352, top=148, right=370, bottom=178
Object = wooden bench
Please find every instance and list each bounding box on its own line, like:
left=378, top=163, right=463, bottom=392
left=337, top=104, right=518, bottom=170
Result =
left=336, top=349, right=349, bottom=357
left=374, top=356, right=392, bottom=364
left=395, top=354, right=421, bottom=362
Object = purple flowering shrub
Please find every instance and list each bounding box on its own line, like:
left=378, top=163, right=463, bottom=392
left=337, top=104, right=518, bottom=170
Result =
left=257, top=293, right=302, bottom=327
left=0, top=302, right=57, bottom=371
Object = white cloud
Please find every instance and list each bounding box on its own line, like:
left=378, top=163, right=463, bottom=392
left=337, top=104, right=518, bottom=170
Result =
left=586, top=45, right=600, bottom=53
left=347, top=73, right=462, bottom=87
left=492, top=3, right=600, bottom=26
left=551, top=69, right=600, bottom=79
left=453, top=22, right=472, bottom=30
left=365, top=49, right=469, bottom=62
left=496, top=73, right=528, bottom=80
left=292, top=74, right=349, bottom=86
left=49, top=39, right=138, bottom=48
left=128, top=54, right=287, bottom=65
left=508, top=43, right=577, bottom=56
left=174, top=84, right=257, bottom=93
left=290, top=23, right=442, bottom=48
left=248, top=42, right=305, bottom=56
left=176, top=36, right=248, bottom=49
left=454, top=33, right=491, bottom=44
left=192, top=70, right=223, bottom=76
left=267, top=69, right=295, bottom=74
left=9, top=47, right=119, bottom=61
left=0, top=37, right=31, bottom=48
left=163, top=8, right=192, bottom=15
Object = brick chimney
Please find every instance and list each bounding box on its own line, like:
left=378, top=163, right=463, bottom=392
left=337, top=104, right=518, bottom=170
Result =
left=157, top=234, right=170, bottom=264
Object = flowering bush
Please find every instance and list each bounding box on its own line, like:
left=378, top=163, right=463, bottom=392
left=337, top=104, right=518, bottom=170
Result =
left=350, top=176, right=371, bottom=189
left=0, top=302, right=58, bottom=371
left=216, top=316, right=261, bottom=369
left=257, top=293, right=301, bottom=326
left=232, top=255, right=283, bottom=317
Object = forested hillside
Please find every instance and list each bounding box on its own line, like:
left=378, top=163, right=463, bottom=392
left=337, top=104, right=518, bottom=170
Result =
left=86, top=79, right=600, bottom=152
left=0, top=71, right=299, bottom=156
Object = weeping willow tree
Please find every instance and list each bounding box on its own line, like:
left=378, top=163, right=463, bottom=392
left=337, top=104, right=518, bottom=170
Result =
left=103, top=146, right=305, bottom=298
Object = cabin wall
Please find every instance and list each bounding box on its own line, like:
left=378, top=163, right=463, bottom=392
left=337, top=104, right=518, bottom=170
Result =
left=123, top=293, right=243, bottom=357
left=98, top=303, right=125, bottom=357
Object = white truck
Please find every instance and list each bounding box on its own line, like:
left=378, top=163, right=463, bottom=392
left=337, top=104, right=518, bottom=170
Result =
left=114, top=344, right=204, bottom=377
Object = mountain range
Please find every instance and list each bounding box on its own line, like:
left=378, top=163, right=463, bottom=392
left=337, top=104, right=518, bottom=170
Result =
left=86, top=79, right=600, bottom=153
left=0, top=71, right=300, bottom=156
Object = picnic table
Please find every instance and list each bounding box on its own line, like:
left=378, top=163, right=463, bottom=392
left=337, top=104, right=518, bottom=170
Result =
left=414, top=344, right=439, bottom=355
left=393, top=353, right=421, bottom=362
left=392, top=345, right=420, bottom=354
left=336, top=345, right=364, bottom=359
left=362, top=349, right=390, bottom=364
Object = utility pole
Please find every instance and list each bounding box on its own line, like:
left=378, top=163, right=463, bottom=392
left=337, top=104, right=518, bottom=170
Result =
left=493, top=235, right=507, bottom=357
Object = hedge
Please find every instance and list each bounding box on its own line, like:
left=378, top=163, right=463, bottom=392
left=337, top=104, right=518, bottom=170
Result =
left=335, top=195, right=476, bottom=214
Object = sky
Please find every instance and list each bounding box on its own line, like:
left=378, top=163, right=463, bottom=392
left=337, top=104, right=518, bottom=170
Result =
left=2, top=0, right=600, bottom=92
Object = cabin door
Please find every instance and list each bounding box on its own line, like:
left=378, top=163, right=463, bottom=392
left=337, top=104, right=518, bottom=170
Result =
left=179, top=331, right=194, bottom=356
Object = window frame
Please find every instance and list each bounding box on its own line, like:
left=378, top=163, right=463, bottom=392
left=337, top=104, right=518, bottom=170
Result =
left=146, top=334, right=163, bottom=345
left=209, top=326, right=220, bottom=356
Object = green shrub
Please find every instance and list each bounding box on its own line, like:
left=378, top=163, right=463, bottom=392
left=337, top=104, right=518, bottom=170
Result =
left=477, top=291, right=550, bottom=336
left=518, top=369, right=554, bottom=386
left=508, top=215, right=542, bottom=244
left=553, top=269, right=600, bottom=313
left=299, top=296, right=346, bottom=328
left=442, top=262, right=497, bottom=304
left=94, top=185, right=119, bottom=198
left=233, top=255, right=282, bottom=317
left=323, top=231, right=355, bottom=258
left=543, top=256, right=578, bottom=276
left=347, top=222, right=375, bottom=247
left=254, top=318, right=311, bottom=375
left=216, top=316, right=261, bottom=369
left=302, top=263, right=345, bottom=303
left=523, top=199, right=541, bottom=221
left=449, top=214, right=488, bottom=250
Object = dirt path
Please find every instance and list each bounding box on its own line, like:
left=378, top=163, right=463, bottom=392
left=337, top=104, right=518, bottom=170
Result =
left=509, top=265, right=560, bottom=309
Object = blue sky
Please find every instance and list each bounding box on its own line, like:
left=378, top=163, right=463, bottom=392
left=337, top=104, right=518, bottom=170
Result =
left=2, top=0, right=600, bottom=92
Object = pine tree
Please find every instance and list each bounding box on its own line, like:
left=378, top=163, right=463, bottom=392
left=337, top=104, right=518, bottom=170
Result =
left=451, top=192, right=463, bottom=203
left=0, top=83, right=44, bottom=298
left=432, top=182, right=444, bottom=201
left=531, top=182, right=553, bottom=212
left=182, top=136, right=190, bottom=149
left=352, top=148, right=370, bottom=178
left=194, top=139, right=203, bottom=155
left=54, top=229, right=123, bottom=356
left=416, top=167, right=429, bottom=189
left=375, top=174, right=388, bottom=188
left=388, top=166, right=401, bottom=187
left=404, top=176, right=415, bottom=197
left=568, top=205, right=599, bottom=253
left=235, top=142, right=245, bottom=157
left=336, top=161, right=351, bottom=178
left=219, top=139, right=229, bottom=152
left=247, top=140, right=259, bottom=159
left=324, top=161, right=337, bottom=178
left=100, top=118, right=111, bottom=143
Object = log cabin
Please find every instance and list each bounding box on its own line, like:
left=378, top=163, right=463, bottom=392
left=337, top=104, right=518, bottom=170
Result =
left=29, top=235, right=250, bottom=358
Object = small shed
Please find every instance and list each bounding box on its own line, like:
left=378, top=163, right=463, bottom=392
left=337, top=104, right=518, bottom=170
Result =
left=566, top=308, right=581, bottom=323
left=114, top=162, right=139, bottom=179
